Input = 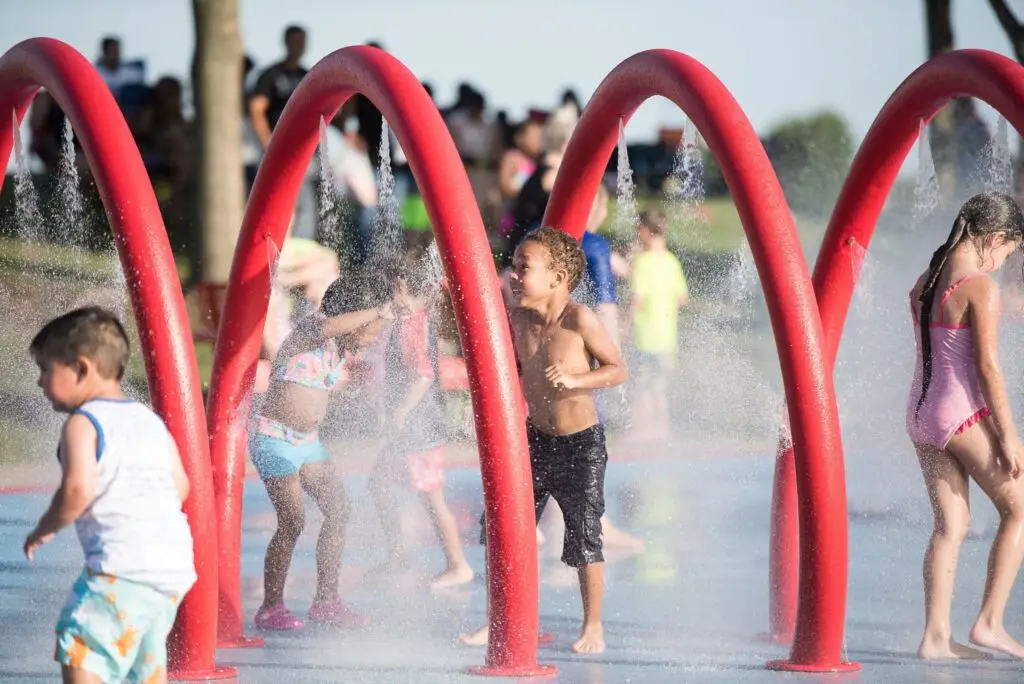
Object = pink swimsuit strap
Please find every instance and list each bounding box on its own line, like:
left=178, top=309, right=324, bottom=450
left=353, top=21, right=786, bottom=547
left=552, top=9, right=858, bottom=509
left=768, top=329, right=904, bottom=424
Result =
left=935, top=273, right=981, bottom=327
left=909, top=272, right=982, bottom=329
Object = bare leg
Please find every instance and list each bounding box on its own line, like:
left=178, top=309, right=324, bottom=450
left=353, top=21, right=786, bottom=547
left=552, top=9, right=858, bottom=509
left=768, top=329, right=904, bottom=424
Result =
left=300, top=461, right=350, bottom=603
left=914, top=443, right=989, bottom=659
left=946, top=420, right=1024, bottom=658
left=62, top=667, right=103, bottom=684
left=262, top=476, right=306, bottom=608
left=573, top=563, right=606, bottom=654
left=600, top=517, right=645, bottom=553
left=459, top=625, right=490, bottom=646
left=422, top=489, right=474, bottom=589
left=367, top=455, right=410, bottom=572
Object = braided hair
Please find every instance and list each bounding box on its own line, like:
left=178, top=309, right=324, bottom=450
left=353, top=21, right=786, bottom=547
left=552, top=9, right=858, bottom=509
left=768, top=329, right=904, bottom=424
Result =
left=915, top=192, right=1024, bottom=416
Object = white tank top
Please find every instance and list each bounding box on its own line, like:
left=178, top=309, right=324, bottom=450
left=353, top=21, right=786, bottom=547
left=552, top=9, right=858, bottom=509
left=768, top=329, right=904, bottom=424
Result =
left=67, top=398, right=196, bottom=597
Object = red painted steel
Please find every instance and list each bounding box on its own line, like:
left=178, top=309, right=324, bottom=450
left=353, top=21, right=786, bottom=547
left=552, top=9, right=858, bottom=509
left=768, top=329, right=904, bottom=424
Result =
left=0, top=38, right=230, bottom=679
left=542, top=49, right=856, bottom=672
left=770, top=49, right=1024, bottom=663
left=205, top=46, right=551, bottom=675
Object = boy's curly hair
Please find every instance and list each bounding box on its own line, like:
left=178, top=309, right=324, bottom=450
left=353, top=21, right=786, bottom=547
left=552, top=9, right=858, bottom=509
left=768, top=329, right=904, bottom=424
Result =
left=521, top=226, right=586, bottom=291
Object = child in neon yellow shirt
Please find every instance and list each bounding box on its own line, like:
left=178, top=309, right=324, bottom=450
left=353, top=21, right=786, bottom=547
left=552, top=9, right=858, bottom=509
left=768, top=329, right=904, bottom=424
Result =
left=630, top=209, right=688, bottom=438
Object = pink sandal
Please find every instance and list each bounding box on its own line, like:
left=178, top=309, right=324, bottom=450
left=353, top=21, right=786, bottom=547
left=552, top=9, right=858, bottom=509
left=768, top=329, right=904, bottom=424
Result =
left=255, top=604, right=304, bottom=631
left=307, top=599, right=370, bottom=628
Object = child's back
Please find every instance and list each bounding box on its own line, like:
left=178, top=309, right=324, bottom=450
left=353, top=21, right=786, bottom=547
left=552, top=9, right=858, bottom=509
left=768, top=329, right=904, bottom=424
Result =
left=383, top=308, right=446, bottom=450
left=631, top=248, right=687, bottom=356
left=74, top=399, right=195, bottom=595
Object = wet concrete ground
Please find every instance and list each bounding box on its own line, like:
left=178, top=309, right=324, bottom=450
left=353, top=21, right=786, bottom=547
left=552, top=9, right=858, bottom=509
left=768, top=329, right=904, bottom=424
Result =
left=3, top=453, right=1024, bottom=682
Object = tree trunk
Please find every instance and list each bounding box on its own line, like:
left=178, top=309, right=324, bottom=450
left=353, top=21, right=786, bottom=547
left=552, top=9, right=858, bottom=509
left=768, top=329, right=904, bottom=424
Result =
left=192, top=0, right=244, bottom=283
left=924, top=0, right=958, bottom=201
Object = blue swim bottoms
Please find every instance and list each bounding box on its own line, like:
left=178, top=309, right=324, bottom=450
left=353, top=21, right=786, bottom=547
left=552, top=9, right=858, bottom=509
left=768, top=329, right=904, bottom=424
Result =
left=55, top=569, right=181, bottom=682
left=249, top=432, right=331, bottom=479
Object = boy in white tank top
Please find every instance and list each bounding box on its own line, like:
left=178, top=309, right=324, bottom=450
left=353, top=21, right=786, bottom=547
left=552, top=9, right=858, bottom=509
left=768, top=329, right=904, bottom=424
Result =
left=23, top=307, right=195, bottom=684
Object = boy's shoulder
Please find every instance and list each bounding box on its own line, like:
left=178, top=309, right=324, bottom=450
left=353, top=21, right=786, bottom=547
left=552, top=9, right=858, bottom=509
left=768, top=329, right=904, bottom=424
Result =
left=562, top=301, right=599, bottom=331
left=74, top=398, right=167, bottom=431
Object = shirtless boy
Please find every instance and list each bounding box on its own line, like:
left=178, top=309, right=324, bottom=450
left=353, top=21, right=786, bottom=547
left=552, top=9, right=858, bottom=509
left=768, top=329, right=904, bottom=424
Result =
left=462, top=226, right=628, bottom=653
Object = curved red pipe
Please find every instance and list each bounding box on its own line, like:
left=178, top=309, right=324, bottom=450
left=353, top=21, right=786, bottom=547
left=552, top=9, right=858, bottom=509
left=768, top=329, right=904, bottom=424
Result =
left=770, top=49, right=1024, bottom=651
left=206, top=46, right=547, bottom=674
left=0, top=38, right=226, bottom=678
left=543, top=49, right=854, bottom=671
left=816, top=49, right=1024, bottom=363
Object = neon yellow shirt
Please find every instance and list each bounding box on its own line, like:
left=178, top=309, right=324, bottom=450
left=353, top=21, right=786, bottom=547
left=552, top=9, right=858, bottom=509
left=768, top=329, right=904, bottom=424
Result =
left=631, top=249, right=687, bottom=354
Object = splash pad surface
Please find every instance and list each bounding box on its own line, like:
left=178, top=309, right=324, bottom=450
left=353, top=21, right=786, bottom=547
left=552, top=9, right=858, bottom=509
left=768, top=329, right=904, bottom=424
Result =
left=3, top=453, right=1024, bottom=683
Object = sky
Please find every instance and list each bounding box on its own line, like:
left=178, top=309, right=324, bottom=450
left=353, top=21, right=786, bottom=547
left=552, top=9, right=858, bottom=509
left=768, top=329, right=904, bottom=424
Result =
left=1, top=0, right=1022, bottom=171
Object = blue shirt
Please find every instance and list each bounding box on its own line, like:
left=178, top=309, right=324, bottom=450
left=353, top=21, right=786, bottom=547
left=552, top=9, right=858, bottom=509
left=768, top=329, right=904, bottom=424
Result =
left=581, top=232, right=617, bottom=305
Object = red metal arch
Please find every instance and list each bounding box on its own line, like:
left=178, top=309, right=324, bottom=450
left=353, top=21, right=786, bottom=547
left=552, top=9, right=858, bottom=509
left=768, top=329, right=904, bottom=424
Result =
left=770, top=47, right=1024, bottom=648
left=0, top=38, right=227, bottom=678
left=542, top=49, right=855, bottom=672
left=205, top=46, right=550, bottom=675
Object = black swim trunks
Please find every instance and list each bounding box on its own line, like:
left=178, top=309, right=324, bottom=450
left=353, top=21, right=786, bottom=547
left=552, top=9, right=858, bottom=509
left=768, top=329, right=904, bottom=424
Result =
left=481, top=421, right=608, bottom=567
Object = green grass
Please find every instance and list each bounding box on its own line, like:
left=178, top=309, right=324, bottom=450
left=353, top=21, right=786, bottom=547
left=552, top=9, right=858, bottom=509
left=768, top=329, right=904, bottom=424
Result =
left=597, top=196, right=827, bottom=258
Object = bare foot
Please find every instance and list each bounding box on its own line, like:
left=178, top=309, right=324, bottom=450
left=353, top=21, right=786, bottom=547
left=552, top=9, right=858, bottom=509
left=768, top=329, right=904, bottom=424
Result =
left=459, top=625, right=488, bottom=646
left=430, top=564, right=474, bottom=590
left=918, top=633, right=993, bottom=659
left=364, top=556, right=411, bottom=582
left=602, top=525, right=646, bottom=553
left=572, top=623, right=605, bottom=654
left=970, top=623, right=1024, bottom=659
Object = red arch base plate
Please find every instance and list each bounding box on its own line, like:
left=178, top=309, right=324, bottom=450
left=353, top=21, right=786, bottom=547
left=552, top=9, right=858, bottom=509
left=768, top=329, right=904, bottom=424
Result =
left=766, top=658, right=861, bottom=673
left=169, top=665, right=238, bottom=681
left=217, top=634, right=265, bottom=649
left=465, top=664, right=558, bottom=678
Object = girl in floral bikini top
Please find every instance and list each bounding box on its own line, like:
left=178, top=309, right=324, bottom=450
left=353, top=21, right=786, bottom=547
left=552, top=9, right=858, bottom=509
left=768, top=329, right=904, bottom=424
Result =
left=250, top=275, right=395, bottom=632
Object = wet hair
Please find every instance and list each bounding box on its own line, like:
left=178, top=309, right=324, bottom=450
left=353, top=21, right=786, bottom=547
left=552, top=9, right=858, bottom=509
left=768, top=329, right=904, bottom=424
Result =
left=320, top=275, right=394, bottom=318
left=30, top=307, right=130, bottom=381
left=521, top=226, right=586, bottom=291
left=915, top=191, right=1024, bottom=416
left=392, top=252, right=439, bottom=298
left=640, top=209, right=669, bottom=238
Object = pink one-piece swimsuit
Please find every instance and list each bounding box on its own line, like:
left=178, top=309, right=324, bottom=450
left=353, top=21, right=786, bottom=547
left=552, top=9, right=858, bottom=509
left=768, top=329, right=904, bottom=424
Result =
left=906, top=273, right=992, bottom=450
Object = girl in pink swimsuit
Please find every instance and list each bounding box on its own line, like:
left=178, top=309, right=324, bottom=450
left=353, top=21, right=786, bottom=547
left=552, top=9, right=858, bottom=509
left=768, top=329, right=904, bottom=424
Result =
left=251, top=275, right=395, bottom=631
left=906, top=192, right=1024, bottom=660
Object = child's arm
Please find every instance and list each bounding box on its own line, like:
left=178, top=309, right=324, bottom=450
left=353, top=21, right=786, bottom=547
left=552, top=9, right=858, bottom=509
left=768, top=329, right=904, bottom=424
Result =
left=287, top=303, right=394, bottom=352
left=545, top=307, right=628, bottom=390
left=391, top=317, right=435, bottom=429
left=972, top=278, right=1024, bottom=477
left=24, top=414, right=98, bottom=560
left=392, top=377, right=432, bottom=430
left=321, top=302, right=394, bottom=338
left=676, top=261, right=690, bottom=308
left=168, top=438, right=191, bottom=504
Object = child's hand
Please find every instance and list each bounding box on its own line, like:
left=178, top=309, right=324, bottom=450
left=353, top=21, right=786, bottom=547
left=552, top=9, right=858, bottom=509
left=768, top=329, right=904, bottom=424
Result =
left=24, top=527, right=54, bottom=561
left=379, top=302, right=397, bottom=321
left=545, top=364, right=579, bottom=390
left=1001, top=438, right=1024, bottom=479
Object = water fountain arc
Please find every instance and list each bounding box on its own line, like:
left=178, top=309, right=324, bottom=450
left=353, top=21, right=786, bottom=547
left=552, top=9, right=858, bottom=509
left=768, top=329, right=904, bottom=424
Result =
left=541, top=48, right=856, bottom=673
left=770, top=48, right=1024, bottom=651
left=0, top=38, right=228, bottom=679
left=204, top=45, right=550, bottom=676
